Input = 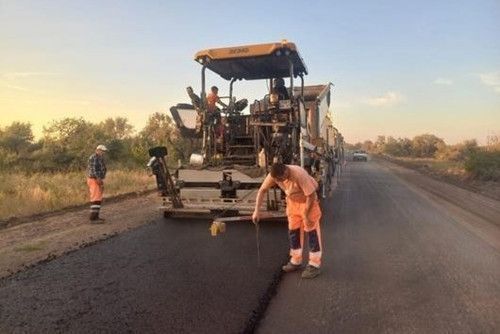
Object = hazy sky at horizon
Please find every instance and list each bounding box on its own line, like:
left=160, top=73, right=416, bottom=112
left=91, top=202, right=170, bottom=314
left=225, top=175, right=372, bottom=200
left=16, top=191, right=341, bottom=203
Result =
left=1, top=0, right=499, bottom=144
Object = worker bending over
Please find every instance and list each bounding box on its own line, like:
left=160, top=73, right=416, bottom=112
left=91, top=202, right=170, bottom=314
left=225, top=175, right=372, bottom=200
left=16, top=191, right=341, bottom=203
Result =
left=252, top=163, right=322, bottom=279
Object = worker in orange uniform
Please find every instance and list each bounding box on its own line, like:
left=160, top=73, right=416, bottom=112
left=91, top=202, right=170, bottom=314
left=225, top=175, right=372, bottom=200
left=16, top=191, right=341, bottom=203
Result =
left=252, top=163, right=322, bottom=279
left=87, top=144, right=108, bottom=223
left=207, top=85, right=227, bottom=112
left=206, top=86, right=227, bottom=139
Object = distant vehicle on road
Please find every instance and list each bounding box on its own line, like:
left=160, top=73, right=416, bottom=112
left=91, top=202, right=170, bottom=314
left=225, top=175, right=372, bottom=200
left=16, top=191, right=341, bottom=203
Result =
left=353, top=150, right=368, bottom=161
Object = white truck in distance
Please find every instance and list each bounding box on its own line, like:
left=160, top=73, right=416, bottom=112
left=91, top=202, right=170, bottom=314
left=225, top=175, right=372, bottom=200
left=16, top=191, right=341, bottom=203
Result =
left=353, top=150, right=368, bottom=161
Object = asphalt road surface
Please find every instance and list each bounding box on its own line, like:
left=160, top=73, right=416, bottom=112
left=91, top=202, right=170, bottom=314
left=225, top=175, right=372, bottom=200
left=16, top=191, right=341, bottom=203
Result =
left=258, top=160, right=500, bottom=333
left=1, top=160, right=499, bottom=333
left=0, top=217, right=289, bottom=333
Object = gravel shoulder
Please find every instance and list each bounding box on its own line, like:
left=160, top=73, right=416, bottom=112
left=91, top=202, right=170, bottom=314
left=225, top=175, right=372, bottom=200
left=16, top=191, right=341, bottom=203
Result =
left=380, top=155, right=500, bottom=201
left=377, top=158, right=500, bottom=251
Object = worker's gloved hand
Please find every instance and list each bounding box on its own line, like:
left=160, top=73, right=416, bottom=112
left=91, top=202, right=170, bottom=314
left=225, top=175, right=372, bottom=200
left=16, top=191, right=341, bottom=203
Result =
left=252, top=210, right=260, bottom=224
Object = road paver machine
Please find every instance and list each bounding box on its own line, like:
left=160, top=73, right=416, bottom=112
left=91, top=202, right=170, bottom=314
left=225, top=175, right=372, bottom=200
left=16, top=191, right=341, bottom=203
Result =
left=148, top=40, right=344, bottom=221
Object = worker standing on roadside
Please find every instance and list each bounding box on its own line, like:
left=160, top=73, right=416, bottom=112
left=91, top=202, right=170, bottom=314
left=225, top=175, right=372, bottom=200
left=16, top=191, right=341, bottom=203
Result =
left=87, top=144, right=108, bottom=223
left=252, top=163, right=323, bottom=279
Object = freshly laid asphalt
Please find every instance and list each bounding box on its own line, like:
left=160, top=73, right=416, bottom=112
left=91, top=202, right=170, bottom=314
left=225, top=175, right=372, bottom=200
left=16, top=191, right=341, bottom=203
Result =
left=0, top=217, right=289, bottom=333
left=1, top=160, right=499, bottom=333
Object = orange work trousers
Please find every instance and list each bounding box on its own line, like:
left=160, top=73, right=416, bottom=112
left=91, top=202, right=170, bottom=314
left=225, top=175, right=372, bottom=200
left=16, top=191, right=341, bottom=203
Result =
left=87, top=178, right=103, bottom=215
left=286, top=199, right=322, bottom=268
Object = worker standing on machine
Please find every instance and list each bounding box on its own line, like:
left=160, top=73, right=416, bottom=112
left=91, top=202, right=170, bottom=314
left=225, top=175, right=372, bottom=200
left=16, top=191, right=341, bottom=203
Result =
left=252, top=163, right=323, bottom=279
left=272, top=78, right=290, bottom=100
left=207, top=85, right=227, bottom=112
left=206, top=85, right=227, bottom=143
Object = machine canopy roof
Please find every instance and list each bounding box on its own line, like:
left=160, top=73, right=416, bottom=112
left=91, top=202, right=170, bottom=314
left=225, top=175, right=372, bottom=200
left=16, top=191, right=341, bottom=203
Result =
left=194, top=41, right=308, bottom=80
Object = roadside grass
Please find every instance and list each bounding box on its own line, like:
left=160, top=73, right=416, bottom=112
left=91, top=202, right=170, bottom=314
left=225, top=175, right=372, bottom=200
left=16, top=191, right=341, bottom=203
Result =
left=14, top=242, right=46, bottom=252
left=382, top=154, right=500, bottom=200
left=393, top=157, right=465, bottom=177
left=0, top=169, right=156, bottom=221
left=464, top=150, right=500, bottom=181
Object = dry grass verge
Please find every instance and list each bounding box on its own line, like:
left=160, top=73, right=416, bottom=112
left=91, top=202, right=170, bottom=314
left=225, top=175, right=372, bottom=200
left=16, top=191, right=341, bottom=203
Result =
left=0, top=170, right=156, bottom=221
left=378, top=155, right=500, bottom=201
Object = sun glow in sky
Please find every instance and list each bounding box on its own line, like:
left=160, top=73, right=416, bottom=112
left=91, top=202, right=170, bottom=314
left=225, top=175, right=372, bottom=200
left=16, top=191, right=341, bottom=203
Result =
left=1, top=0, right=499, bottom=144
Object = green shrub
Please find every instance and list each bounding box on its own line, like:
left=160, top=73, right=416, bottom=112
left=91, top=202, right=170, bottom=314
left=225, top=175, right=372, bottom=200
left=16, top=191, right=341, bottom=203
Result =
left=435, top=139, right=478, bottom=161
left=464, top=149, right=500, bottom=181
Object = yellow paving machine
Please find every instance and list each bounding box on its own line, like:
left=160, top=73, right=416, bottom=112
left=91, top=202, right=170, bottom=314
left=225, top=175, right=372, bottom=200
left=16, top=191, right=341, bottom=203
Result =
left=148, top=40, right=344, bottom=223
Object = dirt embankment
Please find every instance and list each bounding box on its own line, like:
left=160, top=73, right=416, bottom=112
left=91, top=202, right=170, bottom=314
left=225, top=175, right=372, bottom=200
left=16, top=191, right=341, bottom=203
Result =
left=378, top=155, right=500, bottom=201
left=0, top=192, right=161, bottom=279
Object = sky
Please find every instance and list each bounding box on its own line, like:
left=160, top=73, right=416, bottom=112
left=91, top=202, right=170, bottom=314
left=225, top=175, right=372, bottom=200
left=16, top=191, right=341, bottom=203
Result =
left=0, top=0, right=499, bottom=144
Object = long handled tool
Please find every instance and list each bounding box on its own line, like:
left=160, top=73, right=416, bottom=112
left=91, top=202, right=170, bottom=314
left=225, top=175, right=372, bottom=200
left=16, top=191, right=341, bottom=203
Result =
left=210, top=212, right=286, bottom=236
left=211, top=213, right=287, bottom=266
left=255, top=221, right=260, bottom=267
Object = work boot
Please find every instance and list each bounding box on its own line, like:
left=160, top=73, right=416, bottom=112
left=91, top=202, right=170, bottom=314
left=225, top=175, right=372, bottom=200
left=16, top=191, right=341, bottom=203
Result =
left=301, top=265, right=321, bottom=279
left=91, top=217, right=105, bottom=224
left=89, top=212, right=99, bottom=221
left=282, top=262, right=301, bottom=273
left=90, top=211, right=105, bottom=224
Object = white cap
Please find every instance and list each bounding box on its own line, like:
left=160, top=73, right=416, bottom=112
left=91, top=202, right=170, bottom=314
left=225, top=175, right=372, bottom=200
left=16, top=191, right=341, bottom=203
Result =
left=96, top=144, right=108, bottom=151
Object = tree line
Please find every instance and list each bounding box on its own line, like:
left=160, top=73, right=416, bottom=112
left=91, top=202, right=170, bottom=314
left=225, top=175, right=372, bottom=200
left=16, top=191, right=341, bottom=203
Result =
left=348, top=134, right=500, bottom=181
left=0, top=113, right=199, bottom=173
